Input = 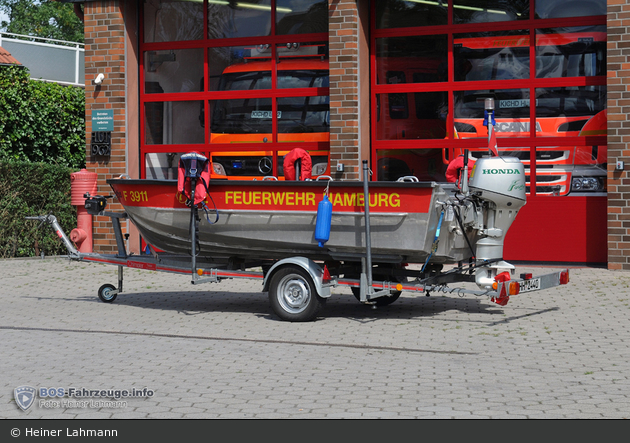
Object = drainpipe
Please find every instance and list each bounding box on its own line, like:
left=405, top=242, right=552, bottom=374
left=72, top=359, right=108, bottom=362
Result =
left=74, top=4, right=84, bottom=23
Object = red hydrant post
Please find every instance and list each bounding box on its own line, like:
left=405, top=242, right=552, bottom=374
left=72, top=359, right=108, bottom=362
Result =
left=70, top=169, right=98, bottom=253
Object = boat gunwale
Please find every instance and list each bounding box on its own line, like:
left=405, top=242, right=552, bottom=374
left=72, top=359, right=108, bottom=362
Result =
left=107, top=178, right=441, bottom=190
left=143, top=208, right=411, bottom=217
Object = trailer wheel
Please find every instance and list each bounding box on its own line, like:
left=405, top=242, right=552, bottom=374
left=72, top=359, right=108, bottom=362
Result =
left=268, top=266, right=324, bottom=322
left=98, top=284, right=117, bottom=303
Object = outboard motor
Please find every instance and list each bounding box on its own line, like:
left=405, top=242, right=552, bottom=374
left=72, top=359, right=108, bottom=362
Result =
left=468, top=156, right=526, bottom=288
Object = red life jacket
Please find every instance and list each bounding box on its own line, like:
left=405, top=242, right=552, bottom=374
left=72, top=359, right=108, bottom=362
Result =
left=283, top=148, right=313, bottom=181
left=177, top=152, right=211, bottom=206
left=445, top=155, right=476, bottom=187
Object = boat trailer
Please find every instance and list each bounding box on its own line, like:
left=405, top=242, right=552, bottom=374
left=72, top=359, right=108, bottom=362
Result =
left=27, top=162, right=570, bottom=322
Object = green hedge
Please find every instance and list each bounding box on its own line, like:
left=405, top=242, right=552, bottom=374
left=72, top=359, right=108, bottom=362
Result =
left=0, top=65, right=86, bottom=169
left=0, top=160, right=77, bottom=258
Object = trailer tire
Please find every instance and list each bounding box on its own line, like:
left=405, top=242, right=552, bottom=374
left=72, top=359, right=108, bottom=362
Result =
left=268, top=265, right=324, bottom=322
left=98, top=284, right=117, bottom=303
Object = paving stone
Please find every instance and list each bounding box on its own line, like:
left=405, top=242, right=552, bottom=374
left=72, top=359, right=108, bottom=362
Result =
left=1, top=258, right=629, bottom=418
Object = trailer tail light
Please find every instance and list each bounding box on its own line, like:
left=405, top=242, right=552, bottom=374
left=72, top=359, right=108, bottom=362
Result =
left=492, top=271, right=511, bottom=289
left=491, top=272, right=513, bottom=306
left=560, top=270, right=570, bottom=285
left=322, top=265, right=331, bottom=283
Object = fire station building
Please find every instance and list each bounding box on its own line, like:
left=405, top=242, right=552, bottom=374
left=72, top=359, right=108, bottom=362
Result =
left=67, top=0, right=628, bottom=268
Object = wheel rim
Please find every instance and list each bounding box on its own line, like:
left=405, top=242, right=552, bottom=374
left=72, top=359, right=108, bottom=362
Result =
left=277, top=275, right=311, bottom=314
left=101, top=287, right=114, bottom=301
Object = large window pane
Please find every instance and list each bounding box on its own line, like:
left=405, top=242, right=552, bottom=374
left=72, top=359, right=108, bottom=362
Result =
left=453, top=0, right=529, bottom=24
left=376, top=149, right=447, bottom=182
left=276, top=42, right=329, bottom=88
left=277, top=96, right=330, bottom=136
left=536, top=86, right=606, bottom=195
left=454, top=31, right=530, bottom=81
left=145, top=152, right=181, bottom=180
left=210, top=98, right=273, bottom=144
left=376, top=36, right=448, bottom=84
left=276, top=0, right=328, bottom=34
left=454, top=89, right=530, bottom=139
left=207, top=0, right=272, bottom=39
left=144, top=49, right=204, bottom=94
left=536, top=26, right=606, bottom=79
left=143, top=0, right=203, bottom=43
left=207, top=45, right=273, bottom=91
left=535, top=0, right=605, bottom=19
left=144, top=101, right=205, bottom=145
left=375, top=0, right=447, bottom=29
left=376, top=92, right=447, bottom=140
left=536, top=86, right=606, bottom=120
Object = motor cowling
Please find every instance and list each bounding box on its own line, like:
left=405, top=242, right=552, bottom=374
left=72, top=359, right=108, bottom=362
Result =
left=468, top=156, right=526, bottom=208
left=468, top=157, right=527, bottom=289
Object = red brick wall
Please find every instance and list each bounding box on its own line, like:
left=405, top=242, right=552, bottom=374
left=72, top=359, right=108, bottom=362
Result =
left=83, top=1, right=139, bottom=254
left=607, top=0, right=629, bottom=269
left=84, top=1, right=126, bottom=253
left=329, top=0, right=362, bottom=180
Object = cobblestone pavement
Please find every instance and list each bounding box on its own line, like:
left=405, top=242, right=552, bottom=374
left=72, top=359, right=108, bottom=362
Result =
left=1, top=257, right=628, bottom=419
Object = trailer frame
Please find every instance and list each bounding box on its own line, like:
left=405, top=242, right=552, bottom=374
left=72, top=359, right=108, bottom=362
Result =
left=27, top=208, right=570, bottom=322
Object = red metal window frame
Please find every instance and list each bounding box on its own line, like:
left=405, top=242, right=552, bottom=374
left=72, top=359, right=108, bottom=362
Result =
left=369, top=1, right=607, bottom=192
left=139, top=0, right=330, bottom=178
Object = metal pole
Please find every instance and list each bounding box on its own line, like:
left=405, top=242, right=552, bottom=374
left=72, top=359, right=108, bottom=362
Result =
left=75, top=44, right=80, bottom=86
left=362, top=160, right=373, bottom=289
left=485, top=97, right=495, bottom=157
left=190, top=178, right=197, bottom=280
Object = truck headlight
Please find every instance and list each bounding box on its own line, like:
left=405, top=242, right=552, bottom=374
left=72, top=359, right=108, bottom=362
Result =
left=572, top=177, right=603, bottom=192
left=312, top=162, right=328, bottom=176
left=212, top=162, right=226, bottom=176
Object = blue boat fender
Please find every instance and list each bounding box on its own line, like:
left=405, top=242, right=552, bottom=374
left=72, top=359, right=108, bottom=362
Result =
left=315, top=195, right=332, bottom=247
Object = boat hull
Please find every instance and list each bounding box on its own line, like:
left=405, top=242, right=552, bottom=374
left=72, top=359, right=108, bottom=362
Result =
left=108, top=179, right=476, bottom=265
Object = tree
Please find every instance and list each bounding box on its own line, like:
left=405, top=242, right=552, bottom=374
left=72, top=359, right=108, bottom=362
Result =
left=0, top=0, right=83, bottom=43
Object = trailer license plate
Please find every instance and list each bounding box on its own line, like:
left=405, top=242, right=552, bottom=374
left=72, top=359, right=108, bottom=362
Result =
left=519, top=278, right=541, bottom=293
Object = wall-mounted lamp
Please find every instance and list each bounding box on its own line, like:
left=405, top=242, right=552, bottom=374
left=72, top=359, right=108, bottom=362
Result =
left=94, top=73, right=105, bottom=85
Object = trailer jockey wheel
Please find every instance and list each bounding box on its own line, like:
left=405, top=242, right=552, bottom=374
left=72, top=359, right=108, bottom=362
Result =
left=98, top=284, right=118, bottom=303
left=351, top=287, right=401, bottom=306
left=350, top=264, right=406, bottom=306
left=268, top=265, right=325, bottom=322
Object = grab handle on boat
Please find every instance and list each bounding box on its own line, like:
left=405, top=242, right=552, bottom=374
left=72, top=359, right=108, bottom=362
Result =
left=397, top=176, right=419, bottom=183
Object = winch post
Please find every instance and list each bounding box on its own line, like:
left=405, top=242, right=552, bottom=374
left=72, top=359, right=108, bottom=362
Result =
left=362, top=160, right=374, bottom=299
left=102, top=211, right=128, bottom=258
left=190, top=176, right=197, bottom=280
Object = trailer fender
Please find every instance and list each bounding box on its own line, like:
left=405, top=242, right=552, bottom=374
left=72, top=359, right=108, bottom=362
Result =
left=263, top=257, right=332, bottom=298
